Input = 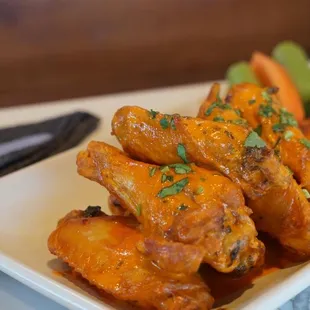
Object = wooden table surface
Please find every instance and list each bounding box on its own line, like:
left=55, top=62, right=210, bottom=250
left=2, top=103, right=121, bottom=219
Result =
left=0, top=0, right=309, bottom=107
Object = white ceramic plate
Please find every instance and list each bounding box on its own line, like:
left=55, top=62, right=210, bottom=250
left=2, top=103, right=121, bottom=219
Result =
left=1, top=82, right=310, bottom=310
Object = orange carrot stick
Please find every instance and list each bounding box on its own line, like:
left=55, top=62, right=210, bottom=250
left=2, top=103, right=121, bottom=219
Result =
left=250, top=51, right=305, bottom=122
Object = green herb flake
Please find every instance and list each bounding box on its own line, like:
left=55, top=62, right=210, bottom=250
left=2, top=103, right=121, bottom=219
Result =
left=213, top=116, right=225, bottom=122
left=166, top=175, right=174, bottom=182
left=248, top=99, right=256, bottom=105
left=284, top=130, right=294, bottom=141
left=272, top=123, right=286, bottom=133
left=160, top=117, right=170, bottom=129
left=261, top=90, right=272, bottom=104
left=254, top=124, right=262, bottom=136
left=157, top=178, right=189, bottom=198
left=169, top=163, right=192, bottom=174
left=300, top=138, right=310, bottom=149
left=279, top=108, right=298, bottom=127
left=177, top=143, right=189, bottom=163
left=149, top=167, right=157, bottom=177
left=200, top=177, right=206, bottom=182
left=161, top=174, right=167, bottom=183
left=170, top=118, right=176, bottom=130
left=234, top=109, right=242, bottom=117
left=244, top=131, right=266, bottom=148
left=231, top=119, right=247, bottom=126
left=160, top=166, right=170, bottom=173
left=204, top=98, right=232, bottom=116
left=178, top=204, right=188, bottom=211
left=259, top=104, right=276, bottom=118
left=302, top=189, right=310, bottom=199
left=195, top=186, right=204, bottom=195
left=149, top=109, right=158, bottom=119
left=136, top=205, right=142, bottom=216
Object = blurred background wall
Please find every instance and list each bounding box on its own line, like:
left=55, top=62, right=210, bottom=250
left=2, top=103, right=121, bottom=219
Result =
left=0, top=0, right=309, bottom=107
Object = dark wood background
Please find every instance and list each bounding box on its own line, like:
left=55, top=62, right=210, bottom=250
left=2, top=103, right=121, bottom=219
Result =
left=0, top=0, right=309, bottom=107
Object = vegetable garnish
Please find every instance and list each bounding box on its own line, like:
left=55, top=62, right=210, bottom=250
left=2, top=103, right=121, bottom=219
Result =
left=149, top=167, right=157, bottom=177
left=272, top=123, right=286, bottom=132
left=231, top=119, right=248, bottom=126
left=205, top=95, right=232, bottom=116
left=248, top=99, right=256, bottom=105
left=177, top=143, right=189, bottom=163
left=213, top=116, right=225, bottom=122
left=149, top=109, right=158, bottom=119
left=170, top=118, right=177, bottom=130
left=284, top=130, right=294, bottom=141
left=160, top=118, right=170, bottom=129
left=136, top=205, right=142, bottom=216
left=195, top=186, right=204, bottom=195
left=244, top=131, right=266, bottom=148
left=302, top=189, right=310, bottom=199
left=169, top=163, right=192, bottom=174
left=300, top=138, right=310, bottom=149
left=160, top=166, right=170, bottom=173
left=234, top=109, right=242, bottom=117
left=279, top=108, right=298, bottom=127
left=161, top=174, right=173, bottom=183
left=178, top=204, right=188, bottom=211
left=259, top=104, right=276, bottom=118
left=157, top=178, right=189, bottom=198
left=261, top=90, right=273, bottom=104
left=254, top=124, right=262, bottom=136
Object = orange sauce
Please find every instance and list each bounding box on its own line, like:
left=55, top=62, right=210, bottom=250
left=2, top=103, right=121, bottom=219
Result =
left=200, top=233, right=305, bottom=307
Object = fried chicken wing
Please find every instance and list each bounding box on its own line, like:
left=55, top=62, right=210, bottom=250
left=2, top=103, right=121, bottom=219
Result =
left=48, top=209, right=214, bottom=310
left=77, top=141, right=264, bottom=274
left=197, top=84, right=310, bottom=255
left=112, top=105, right=310, bottom=255
left=226, top=83, right=310, bottom=192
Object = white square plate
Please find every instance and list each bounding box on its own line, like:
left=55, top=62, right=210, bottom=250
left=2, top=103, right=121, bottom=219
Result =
left=1, top=82, right=310, bottom=310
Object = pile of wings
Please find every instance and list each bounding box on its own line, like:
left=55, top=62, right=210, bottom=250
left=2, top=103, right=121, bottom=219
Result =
left=48, top=83, right=310, bottom=310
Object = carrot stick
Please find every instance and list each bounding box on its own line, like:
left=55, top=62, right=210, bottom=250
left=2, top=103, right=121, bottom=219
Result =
left=250, top=51, right=305, bottom=122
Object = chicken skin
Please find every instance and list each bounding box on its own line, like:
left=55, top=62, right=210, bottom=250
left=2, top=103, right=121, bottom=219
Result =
left=48, top=209, right=214, bottom=310
left=226, top=83, right=310, bottom=192
left=197, top=84, right=310, bottom=256
left=112, top=105, right=310, bottom=256
left=77, top=141, right=264, bottom=274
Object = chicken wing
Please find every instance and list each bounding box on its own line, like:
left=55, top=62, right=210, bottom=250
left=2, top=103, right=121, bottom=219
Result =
left=48, top=208, right=214, bottom=310
left=112, top=105, right=310, bottom=255
left=197, top=84, right=310, bottom=255
left=226, top=83, right=310, bottom=192
left=77, top=141, right=264, bottom=274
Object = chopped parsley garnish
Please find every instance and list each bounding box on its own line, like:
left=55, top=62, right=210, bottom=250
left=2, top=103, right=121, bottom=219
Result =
left=234, top=109, right=242, bottom=117
left=244, top=131, right=266, bottom=148
left=259, top=104, right=276, bottom=117
left=149, top=167, right=156, bottom=177
left=160, top=166, right=170, bottom=173
left=261, top=90, right=272, bottom=104
left=178, top=204, right=188, bottom=211
left=170, top=118, right=176, bottom=130
left=160, top=117, right=170, bottom=129
left=161, top=174, right=174, bottom=183
left=284, top=130, right=294, bottom=141
left=205, top=95, right=232, bottom=116
left=177, top=143, right=189, bottom=163
left=272, top=123, right=286, bottom=132
left=195, top=186, right=204, bottom=195
left=266, top=86, right=279, bottom=95
left=254, top=124, right=262, bottom=136
left=302, top=189, right=310, bottom=199
left=166, top=175, right=174, bottom=182
left=248, top=99, right=256, bottom=105
left=300, top=138, right=310, bottom=149
left=149, top=109, right=158, bottom=119
left=231, top=119, right=247, bottom=126
left=213, top=116, right=225, bottom=122
left=169, top=163, right=192, bottom=174
left=136, top=205, right=142, bottom=216
left=279, top=108, right=298, bottom=127
left=157, top=178, right=189, bottom=198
